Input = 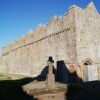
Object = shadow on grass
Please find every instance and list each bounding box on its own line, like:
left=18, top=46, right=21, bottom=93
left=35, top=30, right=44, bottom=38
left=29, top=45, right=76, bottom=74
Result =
left=0, top=77, right=36, bottom=100
left=0, top=77, right=100, bottom=100
left=67, top=81, right=100, bottom=100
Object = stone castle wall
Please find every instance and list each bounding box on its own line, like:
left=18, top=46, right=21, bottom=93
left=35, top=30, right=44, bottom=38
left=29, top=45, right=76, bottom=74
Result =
left=0, top=7, right=76, bottom=76
left=0, top=2, right=100, bottom=80
left=74, top=2, right=100, bottom=80
left=75, top=2, right=100, bottom=63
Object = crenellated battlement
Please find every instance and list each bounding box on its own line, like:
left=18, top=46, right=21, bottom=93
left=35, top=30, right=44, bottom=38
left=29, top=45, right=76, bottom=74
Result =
left=2, top=27, right=70, bottom=56
left=2, top=2, right=99, bottom=55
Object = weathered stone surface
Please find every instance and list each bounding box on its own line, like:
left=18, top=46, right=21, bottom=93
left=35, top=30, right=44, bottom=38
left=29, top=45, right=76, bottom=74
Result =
left=0, top=2, right=100, bottom=81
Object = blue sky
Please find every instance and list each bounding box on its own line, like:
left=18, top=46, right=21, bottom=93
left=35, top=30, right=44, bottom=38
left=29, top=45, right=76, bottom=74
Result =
left=0, top=0, right=100, bottom=48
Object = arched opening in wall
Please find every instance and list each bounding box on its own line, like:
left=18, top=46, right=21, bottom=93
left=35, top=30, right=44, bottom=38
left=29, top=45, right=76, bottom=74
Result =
left=83, top=58, right=93, bottom=81
left=83, top=58, right=93, bottom=65
left=83, top=58, right=98, bottom=81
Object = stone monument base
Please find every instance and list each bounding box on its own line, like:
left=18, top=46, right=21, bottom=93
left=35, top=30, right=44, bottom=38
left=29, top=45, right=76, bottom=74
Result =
left=35, top=92, right=66, bottom=100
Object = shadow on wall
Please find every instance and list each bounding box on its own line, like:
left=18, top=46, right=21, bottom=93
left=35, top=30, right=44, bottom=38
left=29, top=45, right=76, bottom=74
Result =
left=57, top=60, right=69, bottom=84
left=33, top=65, right=56, bottom=81
left=57, top=60, right=83, bottom=84
left=33, top=60, right=82, bottom=84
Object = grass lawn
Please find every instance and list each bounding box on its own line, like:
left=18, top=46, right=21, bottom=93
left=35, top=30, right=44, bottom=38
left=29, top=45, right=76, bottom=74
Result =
left=0, top=73, right=26, bottom=80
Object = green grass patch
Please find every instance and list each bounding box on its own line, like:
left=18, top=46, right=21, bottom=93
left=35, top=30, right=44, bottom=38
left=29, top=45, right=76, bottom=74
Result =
left=0, top=73, right=27, bottom=80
